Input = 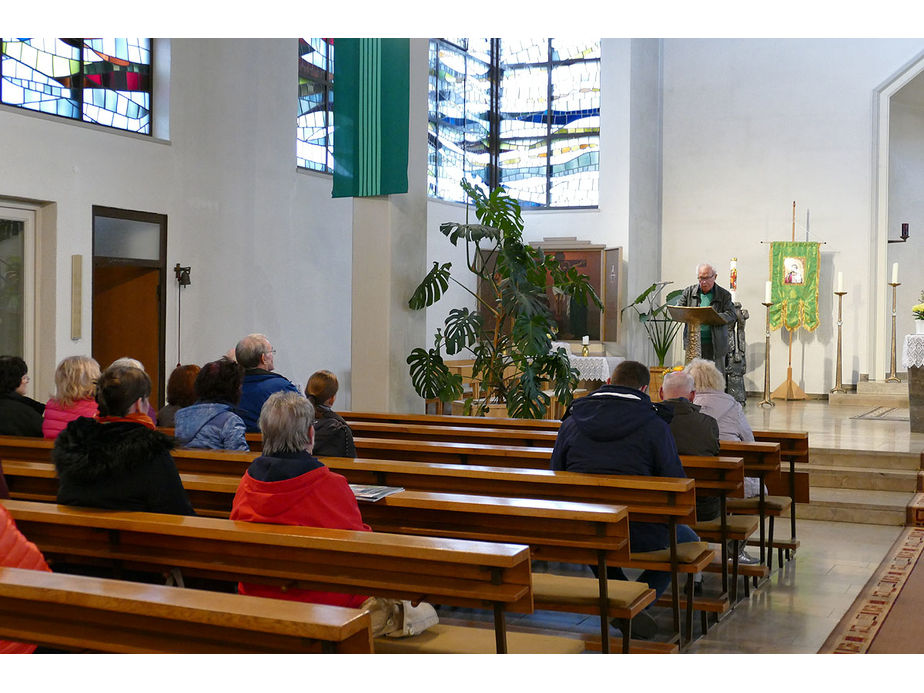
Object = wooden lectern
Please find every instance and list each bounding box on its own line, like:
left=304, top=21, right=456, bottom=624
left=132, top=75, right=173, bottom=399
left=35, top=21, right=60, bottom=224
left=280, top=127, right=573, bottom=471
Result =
left=667, top=305, right=729, bottom=363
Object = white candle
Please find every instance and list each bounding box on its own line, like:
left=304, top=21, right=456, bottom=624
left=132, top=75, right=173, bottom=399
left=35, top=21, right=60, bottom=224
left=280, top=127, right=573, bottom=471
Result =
left=764, top=281, right=772, bottom=304
left=891, top=263, right=898, bottom=284
left=836, top=272, right=844, bottom=293
left=582, top=335, right=589, bottom=345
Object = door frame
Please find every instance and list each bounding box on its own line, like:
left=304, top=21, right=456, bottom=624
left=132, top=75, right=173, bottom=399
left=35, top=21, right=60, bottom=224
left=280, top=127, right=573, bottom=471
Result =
left=0, top=203, right=37, bottom=397
left=91, top=205, right=167, bottom=407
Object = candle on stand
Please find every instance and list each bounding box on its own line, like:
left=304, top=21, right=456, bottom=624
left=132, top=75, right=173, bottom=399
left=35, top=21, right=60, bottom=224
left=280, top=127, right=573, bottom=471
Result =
left=836, top=272, right=844, bottom=293
left=892, top=263, right=899, bottom=284
left=764, top=281, right=772, bottom=304
left=582, top=335, right=589, bottom=346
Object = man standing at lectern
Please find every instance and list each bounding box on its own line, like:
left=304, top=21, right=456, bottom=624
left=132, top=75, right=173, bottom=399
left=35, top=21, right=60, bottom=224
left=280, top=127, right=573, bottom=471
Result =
left=678, top=263, right=737, bottom=379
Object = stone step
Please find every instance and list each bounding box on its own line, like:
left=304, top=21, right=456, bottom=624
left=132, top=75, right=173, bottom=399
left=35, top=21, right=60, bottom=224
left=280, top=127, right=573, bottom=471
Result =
left=791, top=487, right=912, bottom=526
left=829, top=391, right=909, bottom=407
left=803, top=464, right=919, bottom=493
left=804, top=448, right=920, bottom=471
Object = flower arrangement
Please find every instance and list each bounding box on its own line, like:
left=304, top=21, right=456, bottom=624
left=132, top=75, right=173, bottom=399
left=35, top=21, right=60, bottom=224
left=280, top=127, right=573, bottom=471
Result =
left=914, top=290, right=924, bottom=320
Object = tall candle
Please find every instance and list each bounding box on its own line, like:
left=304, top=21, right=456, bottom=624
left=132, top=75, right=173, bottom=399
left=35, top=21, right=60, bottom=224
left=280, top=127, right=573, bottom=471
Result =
left=764, top=281, right=772, bottom=304
left=836, top=272, right=843, bottom=293
left=891, top=263, right=898, bottom=284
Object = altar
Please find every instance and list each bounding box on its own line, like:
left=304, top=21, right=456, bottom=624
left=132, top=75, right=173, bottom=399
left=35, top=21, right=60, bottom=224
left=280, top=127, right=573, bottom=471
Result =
left=902, top=334, right=924, bottom=433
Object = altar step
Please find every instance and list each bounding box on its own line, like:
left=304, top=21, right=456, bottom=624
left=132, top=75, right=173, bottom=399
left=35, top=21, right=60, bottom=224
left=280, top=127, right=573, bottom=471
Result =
left=828, top=378, right=909, bottom=407
left=788, top=448, right=921, bottom=526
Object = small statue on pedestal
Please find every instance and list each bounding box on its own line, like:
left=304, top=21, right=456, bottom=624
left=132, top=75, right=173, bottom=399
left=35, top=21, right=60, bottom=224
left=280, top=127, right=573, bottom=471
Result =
left=725, top=302, right=749, bottom=407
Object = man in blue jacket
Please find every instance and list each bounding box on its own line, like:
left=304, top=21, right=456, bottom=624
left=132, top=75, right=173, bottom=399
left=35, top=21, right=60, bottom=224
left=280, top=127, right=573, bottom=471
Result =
left=550, top=360, right=700, bottom=637
left=235, top=333, right=301, bottom=432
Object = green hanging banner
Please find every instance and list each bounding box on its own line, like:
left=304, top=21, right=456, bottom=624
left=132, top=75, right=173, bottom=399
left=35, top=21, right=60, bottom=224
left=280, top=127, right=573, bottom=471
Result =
left=768, top=241, right=821, bottom=332
left=332, top=38, right=409, bottom=198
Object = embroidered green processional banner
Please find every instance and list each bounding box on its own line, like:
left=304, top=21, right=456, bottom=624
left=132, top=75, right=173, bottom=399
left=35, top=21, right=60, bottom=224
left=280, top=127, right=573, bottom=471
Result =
left=769, top=241, right=821, bottom=331
left=332, top=38, right=409, bottom=198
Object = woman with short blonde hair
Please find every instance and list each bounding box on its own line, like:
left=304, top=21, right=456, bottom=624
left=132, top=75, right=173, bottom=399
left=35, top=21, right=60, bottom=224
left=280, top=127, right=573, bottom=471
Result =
left=43, top=356, right=101, bottom=439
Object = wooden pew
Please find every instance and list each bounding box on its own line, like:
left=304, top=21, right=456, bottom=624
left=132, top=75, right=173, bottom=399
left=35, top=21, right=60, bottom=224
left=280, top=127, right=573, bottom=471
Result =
left=0, top=565, right=372, bottom=653
left=0, top=456, right=699, bottom=649
left=0, top=498, right=539, bottom=654
left=753, top=430, right=809, bottom=554
left=0, top=461, right=659, bottom=653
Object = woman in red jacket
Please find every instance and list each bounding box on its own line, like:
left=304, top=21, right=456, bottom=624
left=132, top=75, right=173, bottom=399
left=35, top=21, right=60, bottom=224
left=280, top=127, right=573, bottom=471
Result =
left=230, top=391, right=370, bottom=607
left=0, top=503, right=52, bottom=653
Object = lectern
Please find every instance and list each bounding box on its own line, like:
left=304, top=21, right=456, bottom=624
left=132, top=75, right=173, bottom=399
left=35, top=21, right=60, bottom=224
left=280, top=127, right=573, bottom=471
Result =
left=667, top=305, right=728, bottom=363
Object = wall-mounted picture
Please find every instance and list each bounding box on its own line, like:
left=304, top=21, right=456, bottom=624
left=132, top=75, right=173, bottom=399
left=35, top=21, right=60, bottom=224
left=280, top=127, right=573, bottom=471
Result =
left=783, top=256, right=805, bottom=285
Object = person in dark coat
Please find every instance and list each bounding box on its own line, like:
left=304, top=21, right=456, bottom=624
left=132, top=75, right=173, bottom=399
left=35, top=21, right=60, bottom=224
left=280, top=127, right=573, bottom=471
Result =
left=550, top=360, right=700, bottom=638
left=305, top=369, right=355, bottom=458
left=235, top=333, right=300, bottom=432
left=0, top=355, right=44, bottom=437
left=658, top=369, right=721, bottom=523
left=53, top=364, right=195, bottom=516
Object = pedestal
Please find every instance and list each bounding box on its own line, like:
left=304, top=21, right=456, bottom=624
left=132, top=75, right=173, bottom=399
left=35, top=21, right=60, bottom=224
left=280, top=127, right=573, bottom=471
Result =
left=910, top=367, right=924, bottom=434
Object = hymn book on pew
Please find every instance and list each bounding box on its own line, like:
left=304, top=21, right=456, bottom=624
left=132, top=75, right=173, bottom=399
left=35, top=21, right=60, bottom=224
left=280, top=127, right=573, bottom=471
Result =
left=349, top=484, right=404, bottom=502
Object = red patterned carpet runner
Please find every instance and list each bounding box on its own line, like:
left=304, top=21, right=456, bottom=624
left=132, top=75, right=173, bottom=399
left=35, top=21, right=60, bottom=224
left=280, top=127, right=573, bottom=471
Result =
left=819, top=527, right=924, bottom=653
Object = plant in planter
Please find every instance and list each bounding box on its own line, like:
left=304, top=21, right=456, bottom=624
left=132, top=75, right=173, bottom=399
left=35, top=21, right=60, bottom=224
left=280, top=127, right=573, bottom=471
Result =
left=621, top=281, right=684, bottom=367
left=406, top=180, right=603, bottom=418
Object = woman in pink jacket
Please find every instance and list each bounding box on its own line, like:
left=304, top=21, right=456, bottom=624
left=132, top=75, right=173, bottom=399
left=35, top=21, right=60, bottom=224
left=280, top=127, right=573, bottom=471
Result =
left=42, top=356, right=100, bottom=439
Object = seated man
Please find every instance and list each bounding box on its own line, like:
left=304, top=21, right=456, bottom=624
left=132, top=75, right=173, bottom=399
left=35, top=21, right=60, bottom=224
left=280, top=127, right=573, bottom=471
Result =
left=659, top=370, right=721, bottom=523
left=551, top=360, right=700, bottom=637
left=230, top=391, right=437, bottom=637
left=235, top=333, right=300, bottom=432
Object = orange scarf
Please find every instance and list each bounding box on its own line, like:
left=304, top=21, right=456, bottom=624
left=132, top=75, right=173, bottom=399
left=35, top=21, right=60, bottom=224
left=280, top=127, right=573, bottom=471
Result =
left=97, top=412, right=156, bottom=430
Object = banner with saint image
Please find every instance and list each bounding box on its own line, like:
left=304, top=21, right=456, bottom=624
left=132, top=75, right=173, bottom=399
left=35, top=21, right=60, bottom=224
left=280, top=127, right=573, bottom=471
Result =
left=768, top=241, right=820, bottom=331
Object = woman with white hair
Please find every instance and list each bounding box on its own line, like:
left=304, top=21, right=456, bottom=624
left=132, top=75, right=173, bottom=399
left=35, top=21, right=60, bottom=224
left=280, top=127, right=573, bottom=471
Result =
left=684, top=358, right=755, bottom=445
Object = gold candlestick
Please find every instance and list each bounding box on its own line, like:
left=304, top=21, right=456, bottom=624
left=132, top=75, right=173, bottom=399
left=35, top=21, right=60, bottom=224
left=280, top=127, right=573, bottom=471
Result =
left=831, top=291, right=847, bottom=393
left=886, top=282, right=902, bottom=382
left=759, top=301, right=775, bottom=407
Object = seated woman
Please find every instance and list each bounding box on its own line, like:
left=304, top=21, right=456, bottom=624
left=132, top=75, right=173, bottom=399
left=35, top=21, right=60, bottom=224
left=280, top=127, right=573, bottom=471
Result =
left=305, top=369, right=355, bottom=457
left=52, top=364, right=195, bottom=516
left=43, top=355, right=101, bottom=439
left=157, top=364, right=201, bottom=428
left=684, top=357, right=760, bottom=499
left=0, top=503, right=52, bottom=654
left=0, top=356, right=45, bottom=437
left=174, top=358, right=248, bottom=451
left=230, top=391, right=435, bottom=636
left=107, top=357, right=159, bottom=424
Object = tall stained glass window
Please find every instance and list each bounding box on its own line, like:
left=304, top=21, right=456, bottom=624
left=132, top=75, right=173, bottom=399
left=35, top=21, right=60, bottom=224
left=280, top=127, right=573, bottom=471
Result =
left=0, top=38, right=152, bottom=134
left=298, top=38, right=335, bottom=173
left=429, top=38, right=600, bottom=208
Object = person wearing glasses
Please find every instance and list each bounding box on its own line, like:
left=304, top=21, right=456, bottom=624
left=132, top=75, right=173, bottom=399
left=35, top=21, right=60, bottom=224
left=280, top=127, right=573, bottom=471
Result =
left=235, top=333, right=300, bottom=432
left=678, top=263, right=737, bottom=380
left=0, top=355, right=44, bottom=436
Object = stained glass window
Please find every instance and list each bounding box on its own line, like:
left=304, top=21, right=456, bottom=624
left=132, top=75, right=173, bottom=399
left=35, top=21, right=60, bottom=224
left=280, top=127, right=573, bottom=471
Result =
left=298, top=38, right=335, bottom=173
left=1, top=38, right=152, bottom=134
left=429, top=38, right=600, bottom=209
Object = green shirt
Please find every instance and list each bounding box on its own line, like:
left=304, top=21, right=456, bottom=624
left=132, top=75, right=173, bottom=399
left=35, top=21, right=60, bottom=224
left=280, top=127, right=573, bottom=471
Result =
left=699, top=289, right=713, bottom=343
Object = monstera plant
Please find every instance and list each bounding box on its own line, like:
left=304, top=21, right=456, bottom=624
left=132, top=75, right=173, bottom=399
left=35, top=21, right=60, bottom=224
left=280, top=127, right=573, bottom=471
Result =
left=406, top=180, right=603, bottom=418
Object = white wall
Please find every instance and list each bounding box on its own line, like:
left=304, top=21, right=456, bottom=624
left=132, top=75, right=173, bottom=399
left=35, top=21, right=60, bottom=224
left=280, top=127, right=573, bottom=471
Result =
left=661, top=38, right=924, bottom=393
left=0, top=39, right=355, bottom=404
left=888, top=96, right=924, bottom=349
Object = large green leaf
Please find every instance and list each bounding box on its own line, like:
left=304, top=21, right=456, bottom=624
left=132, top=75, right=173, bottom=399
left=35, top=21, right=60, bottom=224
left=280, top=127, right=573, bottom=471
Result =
left=408, top=262, right=452, bottom=310
left=406, top=347, right=463, bottom=402
left=506, top=365, right=550, bottom=419
left=443, top=307, right=483, bottom=355
left=439, top=222, right=500, bottom=247
left=511, top=312, right=553, bottom=356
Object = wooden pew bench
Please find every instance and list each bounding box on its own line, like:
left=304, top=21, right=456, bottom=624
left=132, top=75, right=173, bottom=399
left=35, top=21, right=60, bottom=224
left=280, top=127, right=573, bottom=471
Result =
left=0, top=565, right=372, bottom=653
left=0, top=499, right=574, bottom=654
left=0, top=462, right=656, bottom=653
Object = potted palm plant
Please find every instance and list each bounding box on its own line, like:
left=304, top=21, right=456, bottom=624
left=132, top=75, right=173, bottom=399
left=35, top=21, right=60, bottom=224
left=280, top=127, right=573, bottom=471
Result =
left=622, top=281, right=683, bottom=398
left=406, top=180, right=603, bottom=418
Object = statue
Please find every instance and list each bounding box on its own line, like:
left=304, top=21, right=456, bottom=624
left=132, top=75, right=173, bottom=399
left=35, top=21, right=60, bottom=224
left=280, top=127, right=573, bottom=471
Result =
left=725, top=302, right=749, bottom=406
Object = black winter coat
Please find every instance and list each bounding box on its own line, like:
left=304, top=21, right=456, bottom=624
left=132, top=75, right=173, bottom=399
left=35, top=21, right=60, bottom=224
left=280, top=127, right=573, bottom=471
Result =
left=660, top=397, right=721, bottom=522
left=312, top=405, right=356, bottom=458
left=53, top=418, right=195, bottom=516
left=0, top=392, right=44, bottom=437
